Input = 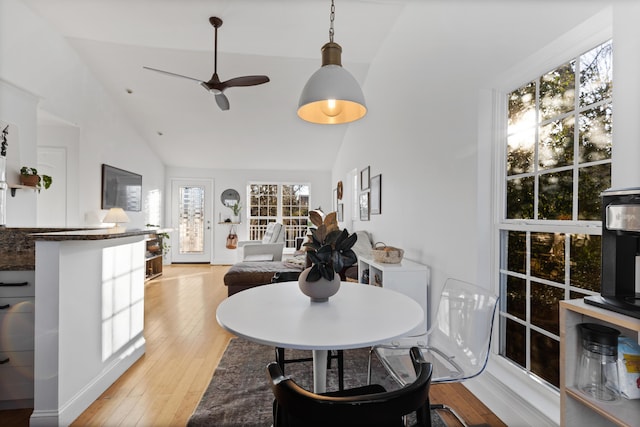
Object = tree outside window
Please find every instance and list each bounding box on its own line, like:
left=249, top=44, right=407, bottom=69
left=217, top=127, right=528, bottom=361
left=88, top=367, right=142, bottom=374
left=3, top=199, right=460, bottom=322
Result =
left=500, top=40, right=612, bottom=388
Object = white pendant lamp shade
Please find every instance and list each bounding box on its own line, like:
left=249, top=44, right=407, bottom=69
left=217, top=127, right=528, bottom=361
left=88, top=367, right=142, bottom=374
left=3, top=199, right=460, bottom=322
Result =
left=298, top=64, right=366, bottom=124
left=297, top=9, right=367, bottom=125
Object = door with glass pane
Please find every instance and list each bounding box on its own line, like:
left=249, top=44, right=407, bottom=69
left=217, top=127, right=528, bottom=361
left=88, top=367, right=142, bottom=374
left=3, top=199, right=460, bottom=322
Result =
left=170, top=179, right=213, bottom=263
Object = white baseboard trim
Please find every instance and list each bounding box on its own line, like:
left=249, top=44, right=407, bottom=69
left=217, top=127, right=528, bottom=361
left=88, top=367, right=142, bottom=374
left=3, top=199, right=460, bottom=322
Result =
left=30, top=340, right=145, bottom=427
left=464, top=371, right=558, bottom=427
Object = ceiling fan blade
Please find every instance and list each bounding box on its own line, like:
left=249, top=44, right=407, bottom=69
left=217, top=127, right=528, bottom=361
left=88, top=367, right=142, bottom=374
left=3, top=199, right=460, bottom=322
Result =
left=215, top=93, right=230, bottom=111
left=143, top=66, right=203, bottom=83
left=221, top=75, right=270, bottom=89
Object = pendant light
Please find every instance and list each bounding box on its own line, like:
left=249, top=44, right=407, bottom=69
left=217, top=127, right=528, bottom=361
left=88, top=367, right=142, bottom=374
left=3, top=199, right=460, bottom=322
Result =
left=298, top=0, right=367, bottom=124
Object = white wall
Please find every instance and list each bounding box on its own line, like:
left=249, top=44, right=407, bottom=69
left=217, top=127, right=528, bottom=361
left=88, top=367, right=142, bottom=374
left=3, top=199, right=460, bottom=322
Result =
left=0, top=0, right=165, bottom=229
left=165, top=166, right=332, bottom=265
left=332, top=2, right=640, bottom=426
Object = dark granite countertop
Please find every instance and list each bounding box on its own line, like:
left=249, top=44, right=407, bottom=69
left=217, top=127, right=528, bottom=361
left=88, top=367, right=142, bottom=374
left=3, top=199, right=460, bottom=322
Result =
left=0, top=227, right=169, bottom=270
left=31, top=227, right=168, bottom=241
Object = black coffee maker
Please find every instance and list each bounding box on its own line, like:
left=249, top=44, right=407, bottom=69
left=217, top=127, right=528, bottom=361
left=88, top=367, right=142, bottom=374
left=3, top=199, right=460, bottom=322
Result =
left=585, top=188, right=640, bottom=318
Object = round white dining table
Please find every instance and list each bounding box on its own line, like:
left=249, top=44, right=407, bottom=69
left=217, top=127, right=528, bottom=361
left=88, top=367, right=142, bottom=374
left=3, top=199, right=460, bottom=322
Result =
left=216, top=281, right=424, bottom=393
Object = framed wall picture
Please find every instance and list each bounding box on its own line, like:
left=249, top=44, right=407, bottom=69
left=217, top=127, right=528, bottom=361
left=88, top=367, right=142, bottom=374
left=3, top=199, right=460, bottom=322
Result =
left=370, top=174, right=381, bottom=215
left=337, top=203, right=344, bottom=221
left=359, top=192, right=370, bottom=221
left=360, top=166, right=370, bottom=190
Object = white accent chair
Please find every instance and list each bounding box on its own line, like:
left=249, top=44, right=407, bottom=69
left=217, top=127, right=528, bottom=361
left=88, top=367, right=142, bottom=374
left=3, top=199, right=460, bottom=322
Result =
left=238, top=222, right=285, bottom=262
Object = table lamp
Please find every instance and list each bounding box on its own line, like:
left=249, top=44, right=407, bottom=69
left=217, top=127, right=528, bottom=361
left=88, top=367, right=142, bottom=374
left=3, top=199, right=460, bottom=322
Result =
left=103, top=207, right=129, bottom=232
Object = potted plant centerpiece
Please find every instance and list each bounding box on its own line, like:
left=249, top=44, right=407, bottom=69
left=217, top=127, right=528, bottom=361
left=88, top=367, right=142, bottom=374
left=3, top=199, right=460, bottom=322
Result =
left=299, top=211, right=358, bottom=302
left=20, top=167, right=52, bottom=190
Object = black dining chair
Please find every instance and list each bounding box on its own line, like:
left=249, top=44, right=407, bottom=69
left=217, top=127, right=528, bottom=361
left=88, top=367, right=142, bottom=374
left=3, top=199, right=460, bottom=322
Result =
left=267, top=346, right=433, bottom=427
left=271, top=271, right=345, bottom=390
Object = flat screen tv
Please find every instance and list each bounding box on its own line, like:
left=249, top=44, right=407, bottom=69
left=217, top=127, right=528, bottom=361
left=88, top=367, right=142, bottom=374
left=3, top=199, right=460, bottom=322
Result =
left=101, top=164, right=142, bottom=211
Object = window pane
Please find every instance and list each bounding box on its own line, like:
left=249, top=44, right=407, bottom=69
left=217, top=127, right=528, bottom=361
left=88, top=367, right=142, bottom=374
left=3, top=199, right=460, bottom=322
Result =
left=506, top=177, right=534, bottom=219
left=570, top=290, right=588, bottom=300
left=578, top=163, right=610, bottom=220
left=539, top=116, right=574, bottom=169
left=508, top=81, right=536, bottom=128
left=580, top=40, right=612, bottom=107
left=505, top=275, right=526, bottom=320
left=530, top=330, right=560, bottom=387
left=538, top=170, right=573, bottom=220
left=508, top=82, right=536, bottom=176
left=506, top=231, right=527, bottom=274
left=503, top=318, right=526, bottom=367
left=570, top=234, right=601, bottom=292
left=578, top=103, right=612, bottom=163
left=178, top=186, right=205, bottom=254
left=507, top=129, right=535, bottom=175
left=282, top=184, right=310, bottom=248
left=540, top=61, right=575, bottom=121
left=531, top=281, right=563, bottom=335
left=531, top=232, right=565, bottom=282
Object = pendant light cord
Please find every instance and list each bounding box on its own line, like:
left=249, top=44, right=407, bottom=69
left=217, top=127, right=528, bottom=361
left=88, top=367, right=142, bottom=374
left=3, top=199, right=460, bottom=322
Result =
left=329, top=0, right=335, bottom=43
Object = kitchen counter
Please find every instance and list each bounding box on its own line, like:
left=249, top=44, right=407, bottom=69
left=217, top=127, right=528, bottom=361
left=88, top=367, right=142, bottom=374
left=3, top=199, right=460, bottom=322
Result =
left=30, top=231, right=151, bottom=426
left=0, top=227, right=168, bottom=270
left=31, top=227, right=170, bottom=241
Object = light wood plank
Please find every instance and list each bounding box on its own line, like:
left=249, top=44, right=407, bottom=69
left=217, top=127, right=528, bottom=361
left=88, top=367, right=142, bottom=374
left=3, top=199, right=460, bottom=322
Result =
left=1, top=264, right=505, bottom=426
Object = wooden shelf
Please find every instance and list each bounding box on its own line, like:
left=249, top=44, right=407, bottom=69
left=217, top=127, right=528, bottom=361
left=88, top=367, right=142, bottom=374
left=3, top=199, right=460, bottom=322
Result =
left=560, top=299, right=640, bottom=427
left=9, top=184, right=38, bottom=196
left=145, top=233, right=164, bottom=281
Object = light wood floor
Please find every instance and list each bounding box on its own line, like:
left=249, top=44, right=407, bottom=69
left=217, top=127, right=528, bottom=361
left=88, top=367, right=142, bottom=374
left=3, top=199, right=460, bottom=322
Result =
left=2, top=264, right=505, bottom=427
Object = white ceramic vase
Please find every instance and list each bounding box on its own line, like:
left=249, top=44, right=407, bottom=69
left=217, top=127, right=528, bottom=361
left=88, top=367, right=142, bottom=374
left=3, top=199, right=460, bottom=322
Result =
left=298, top=266, right=341, bottom=302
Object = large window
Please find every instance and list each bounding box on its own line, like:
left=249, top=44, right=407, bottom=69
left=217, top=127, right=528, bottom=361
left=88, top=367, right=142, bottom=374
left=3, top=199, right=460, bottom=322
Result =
left=248, top=183, right=310, bottom=248
left=498, top=40, right=612, bottom=388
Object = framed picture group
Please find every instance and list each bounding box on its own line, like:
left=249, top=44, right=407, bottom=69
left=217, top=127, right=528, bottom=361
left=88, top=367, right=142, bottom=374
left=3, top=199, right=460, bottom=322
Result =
left=359, top=166, right=381, bottom=220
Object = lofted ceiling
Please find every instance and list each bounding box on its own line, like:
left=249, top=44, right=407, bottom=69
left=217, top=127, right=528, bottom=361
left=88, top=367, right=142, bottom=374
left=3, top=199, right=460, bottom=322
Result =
left=19, top=0, right=610, bottom=172
left=21, top=0, right=408, bottom=171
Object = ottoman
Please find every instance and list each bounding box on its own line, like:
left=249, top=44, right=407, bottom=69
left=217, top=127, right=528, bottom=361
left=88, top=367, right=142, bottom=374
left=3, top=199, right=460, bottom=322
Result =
left=223, top=261, right=304, bottom=296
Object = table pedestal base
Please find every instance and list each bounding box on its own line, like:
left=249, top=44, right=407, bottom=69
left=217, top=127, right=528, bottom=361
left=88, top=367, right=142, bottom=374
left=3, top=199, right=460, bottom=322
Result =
left=312, top=349, right=328, bottom=393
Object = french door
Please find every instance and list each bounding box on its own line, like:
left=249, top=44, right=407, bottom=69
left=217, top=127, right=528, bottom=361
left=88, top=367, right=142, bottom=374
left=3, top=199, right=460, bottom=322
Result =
left=170, top=179, right=213, bottom=263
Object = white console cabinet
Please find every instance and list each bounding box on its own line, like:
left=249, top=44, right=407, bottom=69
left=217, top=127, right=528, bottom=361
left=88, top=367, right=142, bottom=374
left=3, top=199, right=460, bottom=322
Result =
left=357, top=257, right=429, bottom=336
left=560, top=299, right=640, bottom=427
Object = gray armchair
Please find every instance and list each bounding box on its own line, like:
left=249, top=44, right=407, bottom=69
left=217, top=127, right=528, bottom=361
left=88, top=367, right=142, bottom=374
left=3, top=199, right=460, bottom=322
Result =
left=238, top=222, right=285, bottom=261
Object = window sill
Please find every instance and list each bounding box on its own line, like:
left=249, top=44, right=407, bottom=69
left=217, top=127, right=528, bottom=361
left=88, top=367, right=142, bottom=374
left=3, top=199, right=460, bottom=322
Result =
left=470, top=354, right=559, bottom=426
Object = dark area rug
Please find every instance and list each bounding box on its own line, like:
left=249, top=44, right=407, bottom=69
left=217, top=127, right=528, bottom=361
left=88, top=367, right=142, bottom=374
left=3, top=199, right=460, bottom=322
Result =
left=188, top=338, right=445, bottom=427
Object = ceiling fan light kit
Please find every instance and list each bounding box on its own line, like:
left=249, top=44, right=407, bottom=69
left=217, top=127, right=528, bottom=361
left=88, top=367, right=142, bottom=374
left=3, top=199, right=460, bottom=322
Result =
left=298, top=0, right=367, bottom=125
left=143, top=16, right=269, bottom=111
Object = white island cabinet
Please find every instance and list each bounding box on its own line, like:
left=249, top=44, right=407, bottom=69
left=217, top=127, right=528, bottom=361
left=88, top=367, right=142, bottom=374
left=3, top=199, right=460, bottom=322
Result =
left=560, top=299, right=640, bottom=427
left=0, top=270, right=36, bottom=409
left=31, top=229, right=150, bottom=427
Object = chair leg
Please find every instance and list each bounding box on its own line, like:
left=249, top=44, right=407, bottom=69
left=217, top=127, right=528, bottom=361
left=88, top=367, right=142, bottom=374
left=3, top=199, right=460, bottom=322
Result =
left=367, top=347, right=374, bottom=384
left=275, top=347, right=286, bottom=374
left=431, top=403, right=469, bottom=427
left=337, top=350, right=344, bottom=391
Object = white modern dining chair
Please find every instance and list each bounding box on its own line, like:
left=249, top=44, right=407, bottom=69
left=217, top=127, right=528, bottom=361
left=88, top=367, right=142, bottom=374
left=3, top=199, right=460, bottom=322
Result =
left=368, top=278, right=499, bottom=427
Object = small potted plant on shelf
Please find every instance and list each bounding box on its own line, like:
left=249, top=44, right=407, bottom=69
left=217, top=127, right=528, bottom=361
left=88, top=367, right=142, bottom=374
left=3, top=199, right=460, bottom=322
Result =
left=229, top=202, right=241, bottom=223
left=145, top=224, right=171, bottom=256
left=299, top=211, right=358, bottom=302
left=20, top=166, right=52, bottom=190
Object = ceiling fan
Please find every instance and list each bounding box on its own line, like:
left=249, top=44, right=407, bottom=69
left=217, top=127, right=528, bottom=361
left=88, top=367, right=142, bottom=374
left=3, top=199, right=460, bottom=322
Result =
left=143, top=16, right=270, bottom=111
